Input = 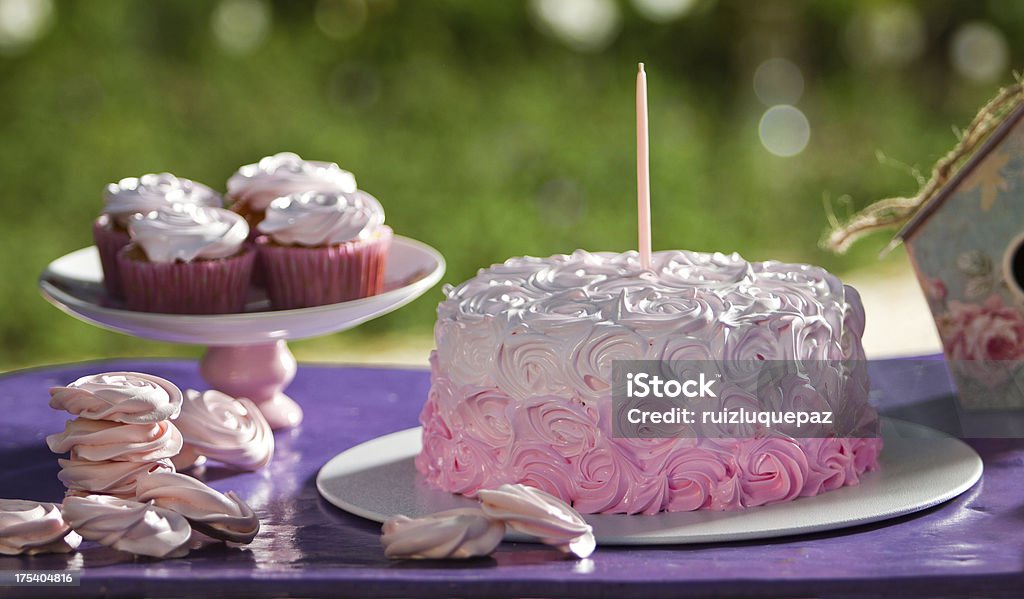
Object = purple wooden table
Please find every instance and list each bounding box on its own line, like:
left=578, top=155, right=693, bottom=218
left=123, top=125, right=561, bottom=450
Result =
left=0, top=357, right=1021, bottom=598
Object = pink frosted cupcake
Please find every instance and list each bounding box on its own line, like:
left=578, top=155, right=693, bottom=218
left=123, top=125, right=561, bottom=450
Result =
left=227, top=152, right=357, bottom=286
left=117, top=204, right=253, bottom=314
left=256, top=190, right=391, bottom=309
left=94, top=174, right=222, bottom=298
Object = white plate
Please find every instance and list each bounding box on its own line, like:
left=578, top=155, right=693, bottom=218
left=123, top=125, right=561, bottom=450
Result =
left=317, top=418, right=983, bottom=545
left=38, top=236, right=446, bottom=345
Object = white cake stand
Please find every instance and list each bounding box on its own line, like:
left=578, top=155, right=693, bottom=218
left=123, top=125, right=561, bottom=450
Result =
left=38, top=236, right=445, bottom=430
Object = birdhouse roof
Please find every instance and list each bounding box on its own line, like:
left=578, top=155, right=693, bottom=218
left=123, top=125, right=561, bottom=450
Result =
left=896, top=103, right=1024, bottom=242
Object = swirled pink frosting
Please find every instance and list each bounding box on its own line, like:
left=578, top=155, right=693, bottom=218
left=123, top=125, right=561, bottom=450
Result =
left=61, top=495, right=192, bottom=558
left=381, top=508, right=505, bottom=559
left=0, top=499, right=82, bottom=555
left=135, top=471, right=259, bottom=544
left=47, top=419, right=183, bottom=462
left=171, top=390, right=274, bottom=472
left=49, top=372, right=183, bottom=424
left=128, top=204, right=248, bottom=263
left=257, top=190, right=384, bottom=246
left=103, top=172, right=222, bottom=227
left=227, top=151, right=357, bottom=214
left=417, top=250, right=883, bottom=514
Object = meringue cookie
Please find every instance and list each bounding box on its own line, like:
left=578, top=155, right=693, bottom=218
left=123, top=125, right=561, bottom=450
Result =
left=135, top=471, right=259, bottom=544
left=257, top=190, right=384, bottom=246
left=49, top=372, right=183, bottom=424
left=227, top=151, right=357, bottom=213
left=61, top=495, right=192, bottom=558
left=171, top=390, right=273, bottom=472
left=477, top=484, right=595, bottom=558
left=47, top=419, right=183, bottom=463
left=128, top=204, right=249, bottom=263
left=381, top=508, right=505, bottom=560
left=57, top=458, right=174, bottom=497
left=104, top=173, right=222, bottom=227
left=0, top=499, right=82, bottom=556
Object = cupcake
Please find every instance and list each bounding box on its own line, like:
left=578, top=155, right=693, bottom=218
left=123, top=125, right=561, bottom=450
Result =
left=117, top=204, right=253, bottom=314
left=227, top=152, right=357, bottom=286
left=256, top=190, right=391, bottom=309
left=94, top=173, right=222, bottom=298
left=226, top=152, right=357, bottom=231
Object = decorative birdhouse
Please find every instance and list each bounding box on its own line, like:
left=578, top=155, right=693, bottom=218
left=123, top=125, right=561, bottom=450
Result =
left=827, top=85, right=1024, bottom=410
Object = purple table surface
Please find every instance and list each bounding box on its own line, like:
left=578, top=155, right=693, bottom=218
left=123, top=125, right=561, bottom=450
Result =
left=0, top=357, right=1022, bottom=599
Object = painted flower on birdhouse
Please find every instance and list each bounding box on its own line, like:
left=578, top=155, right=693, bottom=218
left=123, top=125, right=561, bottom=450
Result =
left=937, top=295, right=1024, bottom=389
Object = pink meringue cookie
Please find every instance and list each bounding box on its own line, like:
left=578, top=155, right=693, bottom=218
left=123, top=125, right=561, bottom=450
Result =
left=61, top=495, right=191, bottom=558
left=135, top=471, right=259, bottom=543
left=0, top=499, right=82, bottom=556
left=49, top=372, right=183, bottom=424
left=47, top=419, right=183, bottom=462
left=57, top=458, right=174, bottom=497
left=477, top=483, right=595, bottom=558
left=381, top=508, right=505, bottom=560
left=171, top=390, right=274, bottom=471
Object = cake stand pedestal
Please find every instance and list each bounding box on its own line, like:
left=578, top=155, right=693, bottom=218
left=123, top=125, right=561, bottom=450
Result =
left=200, top=341, right=300, bottom=429
left=38, top=236, right=445, bottom=429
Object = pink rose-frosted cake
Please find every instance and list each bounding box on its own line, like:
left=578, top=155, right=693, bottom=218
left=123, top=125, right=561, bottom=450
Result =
left=416, top=249, right=883, bottom=514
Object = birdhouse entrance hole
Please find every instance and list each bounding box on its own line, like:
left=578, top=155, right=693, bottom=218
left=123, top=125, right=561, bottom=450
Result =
left=1005, top=232, right=1024, bottom=299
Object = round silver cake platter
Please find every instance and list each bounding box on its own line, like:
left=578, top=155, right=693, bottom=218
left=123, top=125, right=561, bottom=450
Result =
left=39, top=236, right=445, bottom=430
left=316, top=418, right=983, bottom=545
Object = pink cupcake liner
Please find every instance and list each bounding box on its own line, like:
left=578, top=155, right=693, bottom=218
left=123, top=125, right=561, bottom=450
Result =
left=93, top=216, right=131, bottom=298
left=116, top=245, right=255, bottom=314
left=247, top=228, right=267, bottom=288
left=229, top=199, right=268, bottom=287
left=257, top=226, right=392, bottom=310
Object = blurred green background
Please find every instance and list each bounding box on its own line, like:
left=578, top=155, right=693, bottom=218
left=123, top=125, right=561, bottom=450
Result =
left=0, top=0, right=1018, bottom=369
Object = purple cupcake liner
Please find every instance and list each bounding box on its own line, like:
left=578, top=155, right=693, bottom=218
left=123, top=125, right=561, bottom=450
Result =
left=93, top=216, right=131, bottom=298
left=116, top=245, right=255, bottom=314
left=257, top=226, right=392, bottom=310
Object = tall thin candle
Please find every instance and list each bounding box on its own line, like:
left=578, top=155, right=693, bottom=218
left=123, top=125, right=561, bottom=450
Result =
left=636, top=63, right=652, bottom=270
